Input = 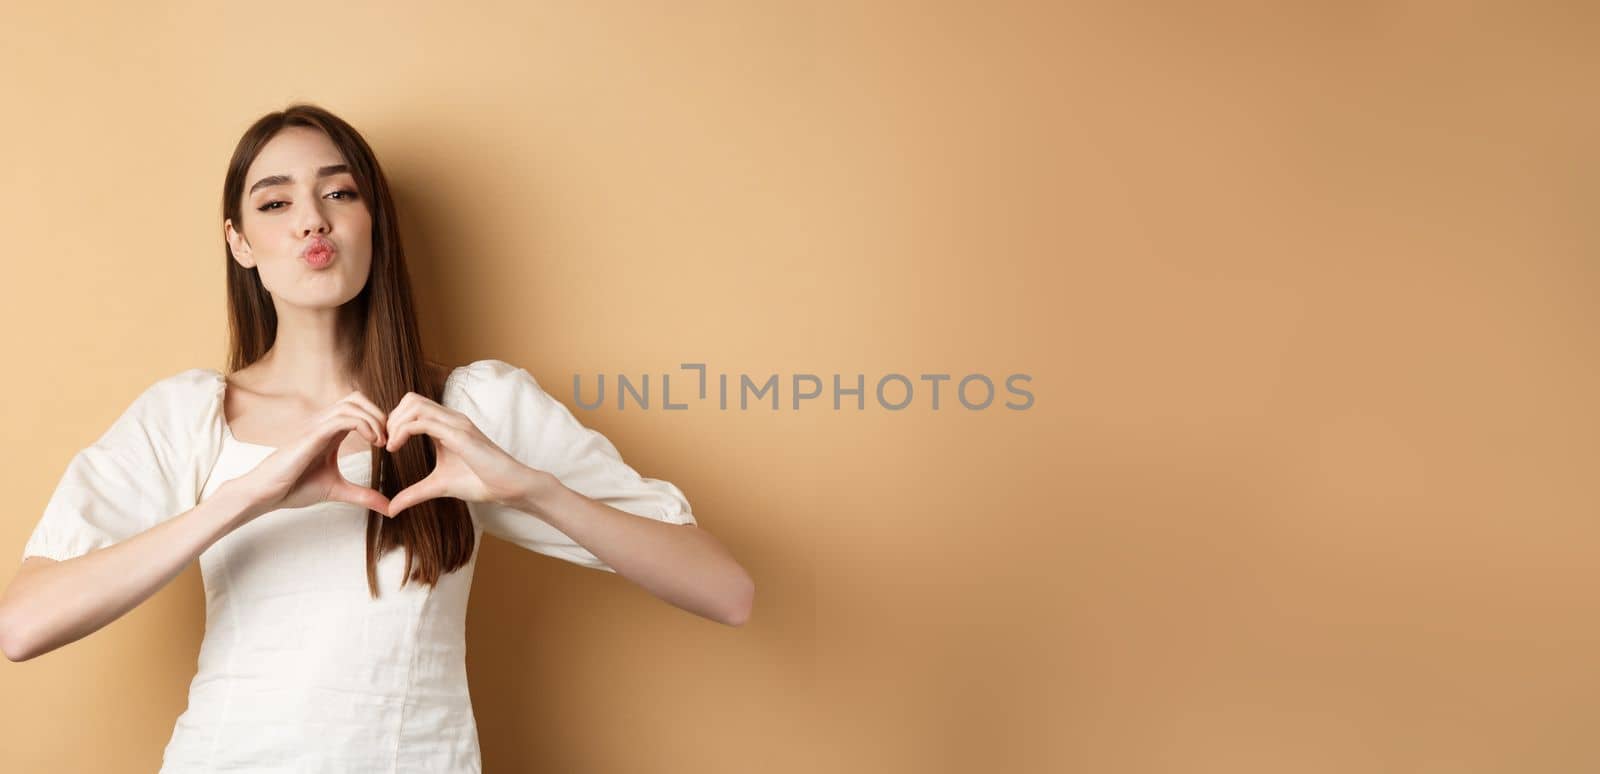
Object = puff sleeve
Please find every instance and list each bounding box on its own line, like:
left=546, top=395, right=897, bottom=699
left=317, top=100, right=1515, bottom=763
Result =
left=445, top=359, right=697, bottom=572
left=20, top=369, right=227, bottom=563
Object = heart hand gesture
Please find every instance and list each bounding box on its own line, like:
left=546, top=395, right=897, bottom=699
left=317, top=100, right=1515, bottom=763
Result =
left=383, top=391, right=536, bottom=517
left=232, top=389, right=540, bottom=523
left=234, top=390, right=395, bottom=519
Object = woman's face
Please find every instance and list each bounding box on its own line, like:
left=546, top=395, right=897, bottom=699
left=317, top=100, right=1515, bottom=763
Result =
left=224, top=126, right=373, bottom=310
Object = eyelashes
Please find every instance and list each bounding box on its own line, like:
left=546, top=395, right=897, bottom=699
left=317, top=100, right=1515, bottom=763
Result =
left=257, top=188, right=360, bottom=212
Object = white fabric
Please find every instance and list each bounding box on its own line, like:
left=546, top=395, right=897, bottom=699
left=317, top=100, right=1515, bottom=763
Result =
left=19, top=359, right=696, bottom=773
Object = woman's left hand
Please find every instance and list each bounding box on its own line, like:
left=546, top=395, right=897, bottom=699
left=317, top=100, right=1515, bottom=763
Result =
left=383, top=392, right=536, bottom=517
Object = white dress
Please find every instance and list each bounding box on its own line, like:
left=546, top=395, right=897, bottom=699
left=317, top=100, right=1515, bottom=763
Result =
left=19, top=359, right=698, bottom=773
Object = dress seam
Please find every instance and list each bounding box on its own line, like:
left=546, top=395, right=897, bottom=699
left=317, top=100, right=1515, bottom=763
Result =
left=389, top=577, right=433, bottom=774
left=204, top=548, right=243, bottom=768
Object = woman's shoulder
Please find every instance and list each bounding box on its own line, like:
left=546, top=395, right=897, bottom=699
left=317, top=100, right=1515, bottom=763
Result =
left=74, top=367, right=227, bottom=465
left=439, top=358, right=560, bottom=423
left=128, top=366, right=228, bottom=418
left=154, top=365, right=227, bottom=390
left=441, top=358, right=548, bottom=392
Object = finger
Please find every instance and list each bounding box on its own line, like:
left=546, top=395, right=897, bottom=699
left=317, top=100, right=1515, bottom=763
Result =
left=389, top=472, right=449, bottom=516
left=304, top=413, right=375, bottom=457
left=329, top=479, right=394, bottom=517
left=327, top=407, right=383, bottom=448
left=345, top=405, right=385, bottom=448
left=385, top=400, right=417, bottom=444
left=387, top=414, right=465, bottom=454
left=385, top=411, right=416, bottom=452
left=339, top=391, right=390, bottom=444
left=386, top=403, right=470, bottom=452
left=385, top=392, right=440, bottom=439
left=398, top=390, right=444, bottom=410
left=386, top=392, right=464, bottom=437
left=385, top=410, right=433, bottom=452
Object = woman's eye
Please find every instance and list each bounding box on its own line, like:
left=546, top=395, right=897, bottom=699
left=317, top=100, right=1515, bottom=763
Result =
left=256, top=189, right=359, bottom=212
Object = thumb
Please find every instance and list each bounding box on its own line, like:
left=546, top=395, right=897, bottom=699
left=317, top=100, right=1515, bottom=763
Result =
left=389, top=471, right=449, bottom=517
left=329, top=480, right=393, bottom=517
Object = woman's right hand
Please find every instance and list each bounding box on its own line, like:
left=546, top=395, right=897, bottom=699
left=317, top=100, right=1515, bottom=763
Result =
left=231, top=390, right=394, bottom=521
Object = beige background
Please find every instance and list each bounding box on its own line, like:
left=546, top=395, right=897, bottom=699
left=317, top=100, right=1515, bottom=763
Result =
left=2, top=2, right=1596, bottom=772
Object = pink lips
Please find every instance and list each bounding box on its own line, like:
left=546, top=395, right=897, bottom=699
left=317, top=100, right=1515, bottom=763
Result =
left=301, top=237, right=337, bottom=268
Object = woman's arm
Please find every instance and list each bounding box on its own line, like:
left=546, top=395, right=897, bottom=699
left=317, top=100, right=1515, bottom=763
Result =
left=513, top=469, right=755, bottom=627
left=0, top=480, right=264, bottom=662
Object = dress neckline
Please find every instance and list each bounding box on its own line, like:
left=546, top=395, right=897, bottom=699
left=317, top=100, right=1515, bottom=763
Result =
left=201, top=363, right=471, bottom=463
left=221, top=418, right=372, bottom=462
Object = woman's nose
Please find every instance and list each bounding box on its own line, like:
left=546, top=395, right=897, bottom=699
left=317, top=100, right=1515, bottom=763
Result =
left=297, top=204, right=331, bottom=235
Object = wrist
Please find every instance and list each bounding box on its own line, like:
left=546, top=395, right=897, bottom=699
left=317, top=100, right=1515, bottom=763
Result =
left=503, top=466, right=566, bottom=517
left=213, top=479, right=268, bottom=529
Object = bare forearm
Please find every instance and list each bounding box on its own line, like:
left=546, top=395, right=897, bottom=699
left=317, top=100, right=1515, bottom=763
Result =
left=0, top=481, right=262, bottom=661
left=511, top=469, right=755, bottom=626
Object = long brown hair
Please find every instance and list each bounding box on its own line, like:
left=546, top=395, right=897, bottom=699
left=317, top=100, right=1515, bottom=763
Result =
left=220, top=103, right=475, bottom=598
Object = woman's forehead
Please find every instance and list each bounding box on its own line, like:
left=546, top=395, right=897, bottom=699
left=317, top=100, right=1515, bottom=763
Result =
left=249, top=129, right=348, bottom=177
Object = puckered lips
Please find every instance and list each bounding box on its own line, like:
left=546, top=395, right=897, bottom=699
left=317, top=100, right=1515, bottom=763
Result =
left=301, top=236, right=337, bottom=268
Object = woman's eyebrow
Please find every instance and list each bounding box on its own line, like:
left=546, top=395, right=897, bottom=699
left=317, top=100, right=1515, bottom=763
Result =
left=248, top=164, right=351, bottom=195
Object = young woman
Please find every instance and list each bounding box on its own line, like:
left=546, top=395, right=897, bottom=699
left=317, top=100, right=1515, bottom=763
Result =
left=1, top=103, right=754, bottom=772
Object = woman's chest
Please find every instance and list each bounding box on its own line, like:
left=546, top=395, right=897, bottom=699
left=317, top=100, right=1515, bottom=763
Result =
left=224, top=376, right=376, bottom=457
